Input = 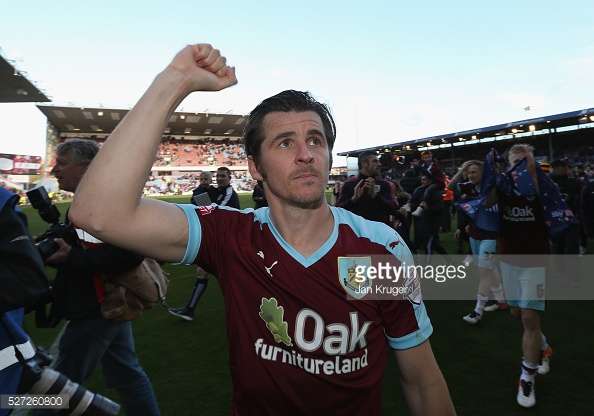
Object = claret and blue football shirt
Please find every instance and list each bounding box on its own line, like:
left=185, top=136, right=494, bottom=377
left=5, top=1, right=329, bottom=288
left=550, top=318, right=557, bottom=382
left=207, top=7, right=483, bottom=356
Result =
left=175, top=204, right=433, bottom=415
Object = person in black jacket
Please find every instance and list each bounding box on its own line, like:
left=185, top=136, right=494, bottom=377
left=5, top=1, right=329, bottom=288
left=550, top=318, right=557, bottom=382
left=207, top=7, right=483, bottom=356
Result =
left=169, top=166, right=241, bottom=321
left=415, top=172, right=453, bottom=267
left=34, top=138, right=160, bottom=416
left=251, top=180, right=268, bottom=209
left=335, top=151, right=399, bottom=225
left=399, top=168, right=422, bottom=197
left=580, top=174, right=594, bottom=240
left=549, top=159, right=582, bottom=287
left=213, top=166, right=240, bottom=208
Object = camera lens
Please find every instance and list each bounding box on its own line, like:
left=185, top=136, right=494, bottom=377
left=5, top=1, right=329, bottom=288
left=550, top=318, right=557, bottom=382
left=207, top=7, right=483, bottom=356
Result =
left=30, top=368, right=120, bottom=416
left=36, top=237, right=59, bottom=260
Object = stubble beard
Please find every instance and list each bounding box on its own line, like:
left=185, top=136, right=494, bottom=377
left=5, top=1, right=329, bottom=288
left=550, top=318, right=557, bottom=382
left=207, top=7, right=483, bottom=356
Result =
left=287, top=187, right=326, bottom=209
left=264, top=167, right=328, bottom=210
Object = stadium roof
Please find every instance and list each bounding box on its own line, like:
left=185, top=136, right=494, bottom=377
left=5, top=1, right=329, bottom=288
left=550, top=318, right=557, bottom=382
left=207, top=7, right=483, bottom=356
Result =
left=337, top=107, right=594, bottom=157
left=36, top=105, right=248, bottom=137
left=0, top=54, right=51, bottom=103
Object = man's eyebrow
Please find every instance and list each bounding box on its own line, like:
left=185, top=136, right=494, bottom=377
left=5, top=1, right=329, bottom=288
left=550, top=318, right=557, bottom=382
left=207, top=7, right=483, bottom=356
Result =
left=270, top=129, right=326, bottom=145
left=307, top=129, right=325, bottom=139
left=271, top=131, right=296, bottom=144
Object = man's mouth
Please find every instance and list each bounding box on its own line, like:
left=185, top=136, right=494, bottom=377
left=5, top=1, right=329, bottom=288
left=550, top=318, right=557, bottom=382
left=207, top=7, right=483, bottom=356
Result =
left=294, top=168, right=320, bottom=180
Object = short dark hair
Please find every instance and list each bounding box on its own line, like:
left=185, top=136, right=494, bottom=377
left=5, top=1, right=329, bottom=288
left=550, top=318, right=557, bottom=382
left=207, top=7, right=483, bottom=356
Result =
left=216, top=166, right=231, bottom=177
left=242, top=90, right=336, bottom=168
left=551, top=159, right=567, bottom=168
left=421, top=168, right=433, bottom=180
left=357, top=151, right=377, bottom=170
left=56, top=138, right=99, bottom=165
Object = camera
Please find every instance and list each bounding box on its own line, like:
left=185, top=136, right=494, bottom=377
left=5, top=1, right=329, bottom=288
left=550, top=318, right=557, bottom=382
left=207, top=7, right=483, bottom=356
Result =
left=26, top=187, right=80, bottom=260
left=18, top=346, right=120, bottom=416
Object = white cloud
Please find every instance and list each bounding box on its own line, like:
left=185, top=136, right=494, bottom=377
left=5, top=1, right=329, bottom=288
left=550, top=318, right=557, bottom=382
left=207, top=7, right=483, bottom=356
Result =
left=271, top=67, right=286, bottom=78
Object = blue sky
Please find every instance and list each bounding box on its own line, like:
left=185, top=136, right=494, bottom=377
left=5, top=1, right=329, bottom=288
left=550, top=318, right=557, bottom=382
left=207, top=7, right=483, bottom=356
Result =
left=1, top=0, right=594, bottom=167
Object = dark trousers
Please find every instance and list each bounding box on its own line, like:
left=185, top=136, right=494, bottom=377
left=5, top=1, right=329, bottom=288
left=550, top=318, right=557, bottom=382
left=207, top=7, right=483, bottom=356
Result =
left=423, top=233, right=453, bottom=266
left=441, top=201, right=452, bottom=232
left=550, top=224, right=581, bottom=284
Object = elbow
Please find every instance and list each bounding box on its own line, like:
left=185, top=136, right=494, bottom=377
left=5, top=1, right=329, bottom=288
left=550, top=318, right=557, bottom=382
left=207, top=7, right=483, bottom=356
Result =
left=69, top=203, right=108, bottom=237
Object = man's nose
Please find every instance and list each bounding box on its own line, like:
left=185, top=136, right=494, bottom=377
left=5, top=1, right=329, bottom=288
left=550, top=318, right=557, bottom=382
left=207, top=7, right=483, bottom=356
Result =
left=296, top=141, right=314, bottom=163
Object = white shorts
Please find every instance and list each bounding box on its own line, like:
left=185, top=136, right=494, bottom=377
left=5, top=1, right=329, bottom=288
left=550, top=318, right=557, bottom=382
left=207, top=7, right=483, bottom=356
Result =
left=499, top=261, right=546, bottom=311
left=469, top=238, right=497, bottom=270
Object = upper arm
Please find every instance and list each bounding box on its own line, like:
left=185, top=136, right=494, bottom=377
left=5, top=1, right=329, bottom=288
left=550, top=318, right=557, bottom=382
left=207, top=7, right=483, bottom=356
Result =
left=70, top=197, right=189, bottom=263
left=448, top=182, right=460, bottom=193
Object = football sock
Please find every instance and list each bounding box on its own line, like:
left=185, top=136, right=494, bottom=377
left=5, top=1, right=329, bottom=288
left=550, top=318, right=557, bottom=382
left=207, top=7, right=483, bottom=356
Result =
left=187, top=277, right=209, bottom=309
left=475, top=294, right=488, bottom=314
left=491, top=285, right=506, bottom=303
left=521, top=360, right=538, bottom=383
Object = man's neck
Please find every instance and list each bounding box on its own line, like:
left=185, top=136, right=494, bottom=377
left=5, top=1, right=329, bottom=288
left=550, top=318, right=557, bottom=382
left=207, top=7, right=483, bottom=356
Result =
left=268, top=202, right=333, bottom=258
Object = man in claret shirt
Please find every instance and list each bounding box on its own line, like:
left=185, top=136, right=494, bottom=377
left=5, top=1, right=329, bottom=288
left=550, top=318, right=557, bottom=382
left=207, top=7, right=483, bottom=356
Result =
left=448, top=160, right=507, bottom=325
left=486, top=144, right=553, bottom=409
left=70, top=44, right=455, bottom=416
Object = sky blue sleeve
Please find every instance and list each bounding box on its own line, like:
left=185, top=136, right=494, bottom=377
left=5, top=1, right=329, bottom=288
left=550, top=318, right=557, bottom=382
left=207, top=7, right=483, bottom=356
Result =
left=385, top=304, right=433, bottom=350
left=173, top=204, right=202, bottom=265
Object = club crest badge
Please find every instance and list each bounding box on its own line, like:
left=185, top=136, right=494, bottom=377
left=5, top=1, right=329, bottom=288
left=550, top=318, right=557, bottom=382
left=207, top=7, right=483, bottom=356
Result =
left=338, top=256, right=372, bottom=299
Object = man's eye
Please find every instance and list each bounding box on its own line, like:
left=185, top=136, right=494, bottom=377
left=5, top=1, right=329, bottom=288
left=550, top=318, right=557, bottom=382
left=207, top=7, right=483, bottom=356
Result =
left=279, top=140, right=290, bottom=148
left=309, top=138, right=322, bottom=146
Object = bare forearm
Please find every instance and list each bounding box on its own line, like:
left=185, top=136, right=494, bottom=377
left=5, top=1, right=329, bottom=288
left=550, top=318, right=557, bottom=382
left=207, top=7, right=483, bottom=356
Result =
left=73, top=70, right=187, bottom=220
left=395, top=341, right=456, bottom=415
left=69, top=71, right=192, bottom=260
left=70, top=44, right=237, bottom=261
left=402, top=376, right=456, bottom=416
left=448, top=169, right=464, bottom=191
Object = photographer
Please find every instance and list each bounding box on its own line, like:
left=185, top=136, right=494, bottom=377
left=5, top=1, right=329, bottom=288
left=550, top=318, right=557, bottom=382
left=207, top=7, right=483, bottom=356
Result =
left=1, top=186, right=120, bottom=416
left=1, top=186, right=40, bottom=416
left=33, top=139, right=160, bottom=416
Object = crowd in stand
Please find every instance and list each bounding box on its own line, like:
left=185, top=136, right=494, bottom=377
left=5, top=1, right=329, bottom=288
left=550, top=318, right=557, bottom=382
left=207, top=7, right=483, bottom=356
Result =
left=154, top=136, right=247, bottom=168
left=48, top=136, right=248, bottom=170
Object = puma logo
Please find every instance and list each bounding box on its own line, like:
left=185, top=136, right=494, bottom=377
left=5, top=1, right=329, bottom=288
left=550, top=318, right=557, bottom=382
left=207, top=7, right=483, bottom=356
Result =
left=389, top=240, right=400, bottom=249
left=265, top=261, right=278, bottom=277
left=258, top=251, right=278, bottom=277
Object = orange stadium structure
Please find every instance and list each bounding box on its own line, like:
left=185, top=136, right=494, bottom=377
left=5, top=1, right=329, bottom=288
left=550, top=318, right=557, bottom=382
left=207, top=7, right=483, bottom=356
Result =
left=36, top=105, right=249, bottom=172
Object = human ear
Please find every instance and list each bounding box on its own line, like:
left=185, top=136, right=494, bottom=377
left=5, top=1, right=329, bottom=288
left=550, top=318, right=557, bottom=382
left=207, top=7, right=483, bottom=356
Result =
left=248, top=156, right=264, bottom=181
